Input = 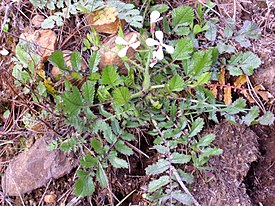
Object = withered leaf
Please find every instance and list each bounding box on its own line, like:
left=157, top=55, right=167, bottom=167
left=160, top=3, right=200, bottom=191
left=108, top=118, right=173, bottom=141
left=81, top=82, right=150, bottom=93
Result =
left=224, top=84, right=232, bottom=105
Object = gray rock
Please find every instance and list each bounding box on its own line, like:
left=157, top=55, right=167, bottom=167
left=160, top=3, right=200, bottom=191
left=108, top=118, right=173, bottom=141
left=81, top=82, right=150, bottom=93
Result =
left=1, top=138, right=77, bottom=196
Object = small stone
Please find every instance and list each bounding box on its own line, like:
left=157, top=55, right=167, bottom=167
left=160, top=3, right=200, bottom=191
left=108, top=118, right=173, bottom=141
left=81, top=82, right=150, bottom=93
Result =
left=1, top=137, right=77, bottom=196
left=44, top=194, right=57, bottom=203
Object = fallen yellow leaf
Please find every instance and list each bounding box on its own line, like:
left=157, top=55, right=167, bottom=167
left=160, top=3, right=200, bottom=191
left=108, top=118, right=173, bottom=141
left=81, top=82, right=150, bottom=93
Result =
left=234, top=74, right=247, bottom=89
left=223, top=84, right=232, bottom=105
left=218, top=68, right=226, bottom=85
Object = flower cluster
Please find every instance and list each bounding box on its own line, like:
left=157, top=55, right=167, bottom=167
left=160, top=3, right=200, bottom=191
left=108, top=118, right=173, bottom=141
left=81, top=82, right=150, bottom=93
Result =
left=115, top=11, right=174, bottom=68
left=146, top=30, right=174, bottom=67
left=147, top=11, right=174, bottom=67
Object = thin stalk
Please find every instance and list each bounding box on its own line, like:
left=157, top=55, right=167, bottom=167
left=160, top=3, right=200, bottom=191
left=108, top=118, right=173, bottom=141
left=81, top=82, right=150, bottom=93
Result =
left=126, top=58, right=145, bottom=72
left=130, top=84, right=165, bottom=99
left=142, top=53, right=151, bottom=92
left=150, top=84, right=165, bottom=90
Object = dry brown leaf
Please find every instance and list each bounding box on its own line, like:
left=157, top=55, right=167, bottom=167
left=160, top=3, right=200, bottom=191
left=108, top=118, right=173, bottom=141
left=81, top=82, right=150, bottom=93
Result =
left=234, top=74, right=247, bottom=89
left=85, top=7, right=125, bottom=34
left=31, top=123, right=44, bottom=132
left=210, top=85, right=218, bottom=98
left=20, top=29, right=57, bottom=62
left=218, top=68, right=226, bottom=85
left=99, top=32, right=140, bottom=74
left=240, top=89, right=255, bottom=103
left=224, top=84, right=232, bottom=105
left=188, top=87, right=195, bottom=97
left=254, top=84, right=275, bottom=104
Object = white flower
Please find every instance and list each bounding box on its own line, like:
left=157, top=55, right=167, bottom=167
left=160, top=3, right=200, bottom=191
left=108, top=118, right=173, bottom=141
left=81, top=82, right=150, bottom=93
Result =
left=150, top=10, right=163, bottom=23
left=115, top=33, right=140, bottom=57
left=149, top=58, right=158, bottom=68
left=0, top=48, right=9, bottom=56
left=146, top=31, right=174, bottom=60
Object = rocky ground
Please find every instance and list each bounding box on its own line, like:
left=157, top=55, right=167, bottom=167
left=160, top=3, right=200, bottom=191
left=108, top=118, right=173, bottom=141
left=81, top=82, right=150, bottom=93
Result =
left=0, top=0, right=274, bottom=205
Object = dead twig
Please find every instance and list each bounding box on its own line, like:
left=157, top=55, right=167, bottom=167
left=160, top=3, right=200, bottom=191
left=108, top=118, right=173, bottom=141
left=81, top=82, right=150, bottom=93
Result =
left=172, top=166, right=201, bottom=206
left=38, top=178, right=52, bottom=206
left=246, top=76, right=266, bottom=113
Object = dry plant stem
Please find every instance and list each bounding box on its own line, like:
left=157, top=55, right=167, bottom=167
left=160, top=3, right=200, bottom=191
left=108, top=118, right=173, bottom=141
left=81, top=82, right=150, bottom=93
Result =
left=3, top=74, right=63, bottom=136
left=246, top=76, right=266, bottom=113
left=37, top=179, right=52, bottom=206
left=56, top=188, right=71, bottom=203
left=14, top=4, right=30, bottom=22
left=1, top=194, right=13, bottom=206
left=0, top=2, right=12, bottom=34
left=233, top=0, right=237, bottom=21
left=60, top=24, right=95, bottom=48
left=6, top=167, right=26, bottom=206
left=57, top=0, right=71, bottom=50
left=67, top=197, right=81, bottom=206
left=125, top=141, right=149, bottom=158
left=116, top=190, right=136, bottom=206
left=197, top=0, right=221, bottom=17
left=171, top=166, right=201, bottom=206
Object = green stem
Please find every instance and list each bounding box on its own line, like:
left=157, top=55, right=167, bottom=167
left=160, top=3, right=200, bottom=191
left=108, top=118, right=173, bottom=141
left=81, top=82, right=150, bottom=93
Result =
left=130, top=52, right=159, bottom=100
left=142, top=53, right=151, bottom=91
left=150, top=84, right=165, bottom=90
left=130, top=84, right=165, bottom=99
left=130, top=90, right=144, bottom=99
left=126, top=58, right=145, bottom=72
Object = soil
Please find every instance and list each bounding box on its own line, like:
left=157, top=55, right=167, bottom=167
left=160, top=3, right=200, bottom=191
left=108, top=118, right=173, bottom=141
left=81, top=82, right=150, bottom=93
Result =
left=245, top=125, right=275, bottom=206
left=0, top=0, right=274, bottom=205
left=193, top=122, right=259, bottom=206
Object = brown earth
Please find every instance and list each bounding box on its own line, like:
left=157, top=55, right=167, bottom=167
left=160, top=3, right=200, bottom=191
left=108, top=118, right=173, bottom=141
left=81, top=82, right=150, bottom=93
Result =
left=193, top=122, right=259, bottom=206
left=0, top=0, right=274, bottom=205
left=245, top=125, right=275, bottom=206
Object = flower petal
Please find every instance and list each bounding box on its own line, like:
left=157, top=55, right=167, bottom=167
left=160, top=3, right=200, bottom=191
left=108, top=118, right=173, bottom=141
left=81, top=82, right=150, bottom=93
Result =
left=154, top=47, right=164, bottom=60
left=155, top=31, right=164, bottom=43
left=164, top=44, right=174, bottom=54
left=130, top=41, right=140, bottom=49
left=0, top=48, right=9, bottom=56
left=129, top=33, right=138, bottom=44
left=115, top=36, right=127, bottom=45
left=146, top=38, right=160, bottom=46
left=150, top=60, right=157, bottom=68
left=118, top=46, right=129, bottom=57
left=150, top=10, right=161, bottom=23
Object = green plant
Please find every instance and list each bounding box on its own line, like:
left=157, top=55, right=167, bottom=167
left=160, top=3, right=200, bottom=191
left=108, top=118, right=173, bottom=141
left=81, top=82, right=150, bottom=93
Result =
left=11, top=2, right=274, bottom=205
left=30, top=0, right=143, bottom=29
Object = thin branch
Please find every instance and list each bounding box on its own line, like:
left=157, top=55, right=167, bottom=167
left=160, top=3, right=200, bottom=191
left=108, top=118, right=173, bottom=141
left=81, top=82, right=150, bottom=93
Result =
left=171, top=166, right=201, bottom=206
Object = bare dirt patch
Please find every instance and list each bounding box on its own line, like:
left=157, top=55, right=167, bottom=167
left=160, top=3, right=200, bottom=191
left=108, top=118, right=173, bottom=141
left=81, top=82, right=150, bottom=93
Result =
left=245, top=125, right=275, bottom=206
left=0, top=0, right=274, bottom=205
left=193, top=121, right=259, bottom=206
